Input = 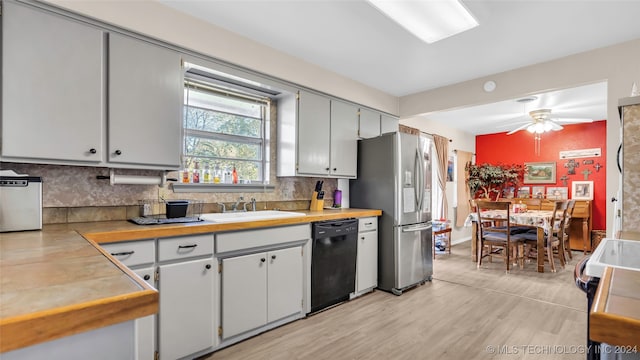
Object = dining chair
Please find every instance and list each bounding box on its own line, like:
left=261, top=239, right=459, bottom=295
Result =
left=562, top=199, right=576, bottom=261
left=475, top=200, right=526, bottom=273
left=521, top=198, right=542, bottom=210
left=521, top=200, right=569, bottom=272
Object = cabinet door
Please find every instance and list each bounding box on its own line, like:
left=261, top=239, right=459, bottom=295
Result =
left=132, top=267, right=156, bottom=360
left=108, top=33, right=182, bottom=168
left=221, top=253, right=268, bottom=338
left=330, top=100, right=359, bottom=178
left=356, top=231, right=378, bottom=293
left=159, top=258, right=214, bottom=360
left=358, top=108, right=381, bottom=139
left=2, top=2, right=104, bottom=163
left=380, top=114, right=399, bottom=134
left=297, top=90, right=331, bottom=175
left=267, top=247, right=303, bottom=322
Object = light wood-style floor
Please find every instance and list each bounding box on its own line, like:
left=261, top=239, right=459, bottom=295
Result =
left=201, top=241, right=588, bottom=360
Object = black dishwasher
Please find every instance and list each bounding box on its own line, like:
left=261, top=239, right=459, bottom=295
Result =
left=311, top=219, right=358, bottom=313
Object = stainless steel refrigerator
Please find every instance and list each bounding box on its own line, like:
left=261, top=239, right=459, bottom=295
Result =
left=350, top=131, right=433, bottom=295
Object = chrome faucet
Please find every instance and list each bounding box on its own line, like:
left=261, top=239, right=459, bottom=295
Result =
left=231, top=196, right=244, bottom=211
left=244, top=198, right=257, bottom=212
left=217, top=202, right=226, bottom=213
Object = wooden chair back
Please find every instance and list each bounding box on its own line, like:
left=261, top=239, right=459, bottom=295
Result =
left=522, top=198, right=542, bottom=210
left=475, top=200, right=522, bottom=272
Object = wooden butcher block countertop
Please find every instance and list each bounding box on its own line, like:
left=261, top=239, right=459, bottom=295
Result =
left=0, top=208, right=380, bottom=353
left=590, top=267, right=640, bottom=347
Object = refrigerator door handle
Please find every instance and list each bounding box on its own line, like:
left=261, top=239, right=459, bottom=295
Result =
left=415, top=149, right=424, bottom=211
left=402, top=223, right=432, bottom=232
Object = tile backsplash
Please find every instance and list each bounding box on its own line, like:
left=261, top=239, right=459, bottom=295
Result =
left=3, top=162, right=337, bottom=224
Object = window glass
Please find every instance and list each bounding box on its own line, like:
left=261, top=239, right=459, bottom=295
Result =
left=183, top=82, right=269, bottom=184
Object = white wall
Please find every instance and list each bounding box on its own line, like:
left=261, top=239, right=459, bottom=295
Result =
left=401, top=39, right=640, bottom=237
left=43, top=0, right=398, bottom=116
left=401, top=117, right=476, bottom=244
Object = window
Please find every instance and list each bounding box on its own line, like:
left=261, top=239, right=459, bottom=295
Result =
left=183, top=77, right=270, bottom=184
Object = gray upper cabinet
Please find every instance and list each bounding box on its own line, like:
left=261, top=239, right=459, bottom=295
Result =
left=1, top=2, right=104, bottom=163
left=381, top=114, right=399, bottom=134
left=108, top=34, right=183, bottom=168
left=330, top=100, right=358, bottom=178
left=278, top=90, right=358, bottom=178
left=296, top=90, right=331, bottom=175
left=358, top=108, right=381, bottom=139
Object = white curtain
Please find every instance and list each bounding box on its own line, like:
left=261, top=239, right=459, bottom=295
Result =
left=432, top=134, right=449, bottom=220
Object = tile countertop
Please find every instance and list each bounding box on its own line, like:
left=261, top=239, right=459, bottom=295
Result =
left=0, top=208, right=381, bottom=353
left=590, top=267, right=640, bottom=347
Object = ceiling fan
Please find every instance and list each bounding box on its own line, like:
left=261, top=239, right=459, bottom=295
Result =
left=506, top=108, right=593, bottom=135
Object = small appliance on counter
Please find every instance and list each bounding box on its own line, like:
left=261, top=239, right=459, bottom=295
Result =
left=0, top=170, right=42, bottom=232
left=130, top=199, right=203, bottom=225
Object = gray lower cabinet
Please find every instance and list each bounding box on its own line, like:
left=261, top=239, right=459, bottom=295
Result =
left=1, top=1, right=104, bottom=163
left=220, top=246, right=303, bottom=339
left=355, top=217, right=378, bottom=295
left=108, top=33, right=183, bottom=168
left=101, top=240, right=156, bottom=360
left=132, top=267, right=156, bottom=360
left=158, top=234, right=215, bottom=360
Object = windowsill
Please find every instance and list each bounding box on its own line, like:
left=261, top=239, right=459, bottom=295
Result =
left=171, top=183, right=275, bottom=193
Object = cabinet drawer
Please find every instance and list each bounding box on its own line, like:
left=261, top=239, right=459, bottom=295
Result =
left=158, top=234, right=213, bottom=262
left=102, top=240, right=155, bottom=267
left=358, top=217, right=377, bottom=232
left=216, top=224, right=310, bottom=254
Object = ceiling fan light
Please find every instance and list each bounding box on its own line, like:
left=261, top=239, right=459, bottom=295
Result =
left=527, top=124, right=535, bottom=133
left=543, top=121, right=553, bottom=131
left=534, top=123, right=544, bottom=133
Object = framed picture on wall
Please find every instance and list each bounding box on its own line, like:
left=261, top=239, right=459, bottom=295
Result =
left=517, top=186, right=530, bottom=198
left=532, top=186, right=545, bottom=199
left=524, top=162, right=556, bottom=184
left=546, top=186, right=568, bottom=200
left=572, top=181, right=594, bottom=200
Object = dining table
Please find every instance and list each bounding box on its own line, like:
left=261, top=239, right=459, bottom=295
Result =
left=465, top=209, right=558, bottom=273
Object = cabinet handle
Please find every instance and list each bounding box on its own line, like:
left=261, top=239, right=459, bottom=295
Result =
left=143, top=274, right=151, bottom=281
left=361, top=237, right=365, bottom=240
left=325, top=167, right=330, bottom=171
left=271, top=255, right=277, bottom=260
left=205, top=264, right=212, bottom=270
left=365, top=222, right=373, bottom=225
left=111, top=251, right=134, bottom=256
left=114, top=149, right=122, bottom=156
left=178, top=244, right=198, bottom=249
left=333, top=168, right=337, bottom=171
left=89, top=148, right=97, bottom=154
left=260, top=258, right=266, bottom=263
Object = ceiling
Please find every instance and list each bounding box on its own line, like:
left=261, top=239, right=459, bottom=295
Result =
left=158, top=0, right=640, bottom=134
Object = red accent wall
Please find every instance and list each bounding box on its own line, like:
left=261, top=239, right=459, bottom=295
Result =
left=476, top=120, right=606, bottom=230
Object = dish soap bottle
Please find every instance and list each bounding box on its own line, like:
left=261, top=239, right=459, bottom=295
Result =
left=181, top=162, right=190, bottom=183
left=213, top=164, right=221, bottom=183
left=192, top=162, right=201, bottom=183
left=203, top=164, right=211, bottom=183
left=232, top=166, right=238, bottom=184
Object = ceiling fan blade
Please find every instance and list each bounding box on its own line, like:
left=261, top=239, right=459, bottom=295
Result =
left=549, top=121, right=564, bottom=131
left=506, top=123, right=531, bottom=135
left=552, top=117, right=593, bottom=123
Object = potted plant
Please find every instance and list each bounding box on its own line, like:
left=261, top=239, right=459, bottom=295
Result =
left=466, top=162, right=524, bottom=200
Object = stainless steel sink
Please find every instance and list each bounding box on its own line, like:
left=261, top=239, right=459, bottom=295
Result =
left=200, top=210, right=306, bottom=223
left=585, top=237, right=640, bottom=277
